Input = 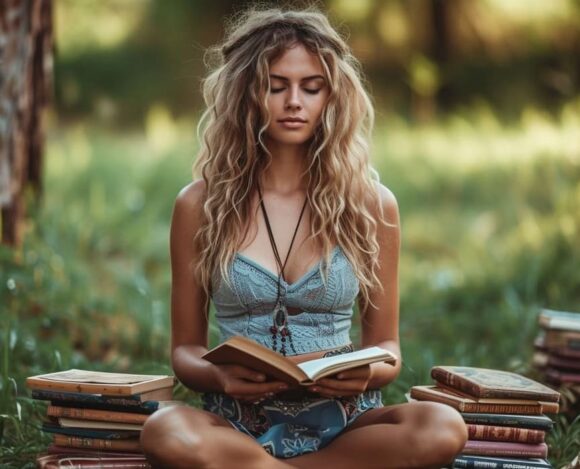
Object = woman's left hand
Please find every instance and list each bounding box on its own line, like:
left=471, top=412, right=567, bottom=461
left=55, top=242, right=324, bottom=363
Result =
left=307, top=364, right=372, bottom=397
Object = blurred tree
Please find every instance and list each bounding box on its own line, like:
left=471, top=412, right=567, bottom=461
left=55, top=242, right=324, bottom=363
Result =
left=0, top=0, right=53, bottom=246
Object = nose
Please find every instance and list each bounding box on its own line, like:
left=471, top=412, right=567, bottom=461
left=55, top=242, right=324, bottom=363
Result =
left=285, top=85, right=302, bottom=111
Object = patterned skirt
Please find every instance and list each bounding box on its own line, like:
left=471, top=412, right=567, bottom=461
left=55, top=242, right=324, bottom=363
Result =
left=201, top=388, right=383, bottom=459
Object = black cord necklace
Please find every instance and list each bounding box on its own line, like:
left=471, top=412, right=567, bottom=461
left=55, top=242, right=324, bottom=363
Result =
left=257, top=182, right=308, bottom=356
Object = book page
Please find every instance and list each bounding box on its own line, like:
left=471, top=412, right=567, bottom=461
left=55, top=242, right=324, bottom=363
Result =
left=37, top=369, right=166, bottom=384
left=297, top=346, right=395, bottom=380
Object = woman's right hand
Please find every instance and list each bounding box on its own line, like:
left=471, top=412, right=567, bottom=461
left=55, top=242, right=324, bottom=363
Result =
left=214, top=364, right=289, bottom=403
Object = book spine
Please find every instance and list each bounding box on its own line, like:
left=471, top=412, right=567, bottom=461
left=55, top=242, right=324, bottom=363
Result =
left=31, top=389, right=140, bottom=404
left=463, top=441, right=548, bottom=458
left=467, top=424, right=545, bottom=444
left=37, top=455, right=150, bottom=469
left=42, top=424, right=140, bottom=440
left=463, top=403, right=543, bottom=415
left=53, top=435, right=141, bottom=452
left=452, top=456, right=552, bottom=469
left=47, top=406, right=149, bottom=424
left=432, top=368, right=483, bottom=398
left=50, top=399, right=157, bottom=415
left=461, top=414, right=553, bottom=431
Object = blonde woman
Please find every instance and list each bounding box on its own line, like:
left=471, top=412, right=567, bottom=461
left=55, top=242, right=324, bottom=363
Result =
left=141, top=6, right=467, bottom=468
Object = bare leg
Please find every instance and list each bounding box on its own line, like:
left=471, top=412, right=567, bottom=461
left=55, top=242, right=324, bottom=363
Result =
left=140, top=406, right=293, bottom=469
left=284, top=401, right=468, bottom=469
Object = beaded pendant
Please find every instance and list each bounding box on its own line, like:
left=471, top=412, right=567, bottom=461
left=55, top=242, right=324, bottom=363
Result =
left=270, top=301, right=292, bottom=356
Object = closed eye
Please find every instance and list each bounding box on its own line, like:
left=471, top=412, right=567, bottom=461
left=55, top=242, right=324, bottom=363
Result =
left=270, top=88, right=322, bottom=94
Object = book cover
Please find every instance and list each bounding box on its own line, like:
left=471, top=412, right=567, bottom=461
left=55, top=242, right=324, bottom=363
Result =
left=47, top=405, right=150, bottom=425
left=58, top=418, right=143, bottom=431
left=52, top=434, right=141, bottom=452
left=533, top=352, right=580, bottom=371
left=31, top=387, right=173, bottom=410
left=202, top=335, right=397, bottom=386
left=46, top=445, right=142, bottom=457
left=409, top=386, right=553, bottom=415
left=431, top=366, right=560, bottom=402
left=534, top=334, right=580, bottom=358
left=42, top=422, right=140, bottom=440
left=462, top=441, right=548, bottom=458
left=466, top=424, right=545, bottom=444
left=36, top=454, right=151, bottom=469
left=452, top=455, right=552, bottom=469
left=539, top=309, right=580, bottom=332
left=545, top=368, right=580, bottom=384
left=542, top=329, right=580, bottom=350
left=460, top=413, right=553, bottom=431
left=27, top=369, right=175, bottom=396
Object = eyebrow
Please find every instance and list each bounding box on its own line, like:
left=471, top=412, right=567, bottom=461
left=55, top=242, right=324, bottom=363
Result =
left=269, top=74, right=325, bottom=82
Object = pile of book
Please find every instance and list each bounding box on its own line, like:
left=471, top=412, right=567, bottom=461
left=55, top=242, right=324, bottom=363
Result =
left=27, top=369, right=177, bottom=469
left=533, top=309, right=580, bottom=410
left=409, top=366, right=560, bottom=469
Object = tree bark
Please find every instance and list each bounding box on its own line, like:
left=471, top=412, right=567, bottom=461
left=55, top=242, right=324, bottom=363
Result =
left=0, top=0, right=53, bottom=246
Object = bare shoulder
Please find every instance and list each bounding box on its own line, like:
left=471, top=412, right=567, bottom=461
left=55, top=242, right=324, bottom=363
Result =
left=171, top=179, right=207, bottom=241
left=373, top=181, right=399, bottom=226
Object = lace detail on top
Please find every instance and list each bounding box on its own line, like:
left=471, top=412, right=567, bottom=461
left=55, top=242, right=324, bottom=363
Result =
left=211, top=246, right=359, bottom=355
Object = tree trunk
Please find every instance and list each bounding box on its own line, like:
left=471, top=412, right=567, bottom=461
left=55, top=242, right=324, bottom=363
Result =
left=0, top=0, right=53, bottom=246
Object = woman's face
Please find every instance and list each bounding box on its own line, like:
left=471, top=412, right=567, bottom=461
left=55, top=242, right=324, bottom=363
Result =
left=264, top=43, right=329, bottom=147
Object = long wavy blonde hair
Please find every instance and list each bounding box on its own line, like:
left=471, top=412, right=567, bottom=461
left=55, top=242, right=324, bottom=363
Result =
left=193, top=5, right=388, bottom=316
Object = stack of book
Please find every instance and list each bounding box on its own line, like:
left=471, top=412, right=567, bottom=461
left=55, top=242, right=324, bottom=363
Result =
left=27, top=369, right=177, bottom=469
left=533, top=309, right=580, bottom=404
left=409, top=366, right=560, bottom=469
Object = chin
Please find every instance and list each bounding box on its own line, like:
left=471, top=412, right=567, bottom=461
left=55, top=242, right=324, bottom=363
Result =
left=269, top=132, right=313, bottom=146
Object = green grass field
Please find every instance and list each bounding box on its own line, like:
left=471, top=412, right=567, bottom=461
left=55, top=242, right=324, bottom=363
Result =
left=1, top=104, right=579, bottom=467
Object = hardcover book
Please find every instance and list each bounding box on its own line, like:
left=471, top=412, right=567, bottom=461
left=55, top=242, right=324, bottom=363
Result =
left=27, top=369, right=175, bottom=396
left=452, top=455, right=552, bottom=469
left=466, top=423, right=545, bottom=444
left=47, top=405, right=150, bottom=425
left=36, top=454, right=151, bottom=469
left=430, top=366, right=560, bottom=402
left=539, top=309, right=580, bottom=332
left=541, top=329, right=580, bottom=350
left=31, top=387, right=174, bottom=409
left=57, top=417, right=144, bottom=431
left=409, top=386, right=558, bottom=415
left=42, top=422, right=140, bottom=440
left=533, top=351, right=580, bottom=371
left=545, top=368, right=580, bottom=384
left=52, top=434, right=141, bottom=452
left=462, top=440, right=548, bottom=458
left=202, top=336, right=397, bottom=386
left=460, top=413, right=554, bottom=431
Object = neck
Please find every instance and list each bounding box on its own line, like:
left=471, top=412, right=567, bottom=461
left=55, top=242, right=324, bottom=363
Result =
left=261, top=139, right=309, bottom=194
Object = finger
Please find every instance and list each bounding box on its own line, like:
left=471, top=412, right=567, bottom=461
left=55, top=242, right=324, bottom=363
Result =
left=333, top=365, right=371, bottom=380
left=228, top=365, right=269, bottom=383
left=315, top=378, right=367, bottom=393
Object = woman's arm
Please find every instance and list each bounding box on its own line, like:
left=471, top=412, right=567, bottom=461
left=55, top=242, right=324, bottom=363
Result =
left=169, top=180, right=288, bottom=399
left=361, top=183, right=402, bottom=389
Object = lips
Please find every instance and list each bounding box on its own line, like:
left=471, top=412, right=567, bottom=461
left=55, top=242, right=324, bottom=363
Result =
left=278, top=117, right=307, bottom=123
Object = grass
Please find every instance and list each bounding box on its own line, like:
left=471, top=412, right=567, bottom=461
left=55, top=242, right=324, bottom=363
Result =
left=1, top=102, right=579, bottom=467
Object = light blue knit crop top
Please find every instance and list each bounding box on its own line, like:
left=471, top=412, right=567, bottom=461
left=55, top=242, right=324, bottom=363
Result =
left=210, top=245, right=359, bottom=355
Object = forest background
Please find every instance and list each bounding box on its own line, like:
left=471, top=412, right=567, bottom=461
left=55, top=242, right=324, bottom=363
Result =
left=1, top=0, right=579, bottom=467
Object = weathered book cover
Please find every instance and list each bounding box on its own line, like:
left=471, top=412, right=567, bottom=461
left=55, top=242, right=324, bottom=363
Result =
left=431, top=366, right=560, bottom=402
left=31, top=387, right=173, bottom=411
left=539, top=309, right=580, bottom=332
left=47, top=406, right=149, bottom=425
left=534, top=334, right=580, bottom=358
left=409, top=386, right=554, bottom=415
left=27, top=369, right=175, bottom=396
left=462, top=441, right=548, bottom=458
left=545, top=368, right=580, bottom=384
left=42, top=422, right=140, bottom=440
left=460, top=413, right=553, bottom=431
left=46, top=445, right=141, bottom=457
left=452, top=455, right=552, bottom=469
left=533, top=351, right=580, bottom=371
left=52, top=434, right=141, bottom=452
left=36, top=454, right=150, bottom=469
left=542, top=329, right=580, bottom=350
left=466, top=423, right=545, bottom=444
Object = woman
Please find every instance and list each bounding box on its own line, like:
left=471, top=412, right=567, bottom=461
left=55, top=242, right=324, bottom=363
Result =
left=141, top=6, right=467, bottom=469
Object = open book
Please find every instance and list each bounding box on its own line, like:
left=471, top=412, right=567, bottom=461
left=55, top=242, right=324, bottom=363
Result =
left=202, top=336, right=397, bottom=386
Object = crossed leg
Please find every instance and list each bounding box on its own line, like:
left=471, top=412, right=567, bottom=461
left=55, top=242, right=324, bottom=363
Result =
left=140, top=401, right=467, bottom=469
